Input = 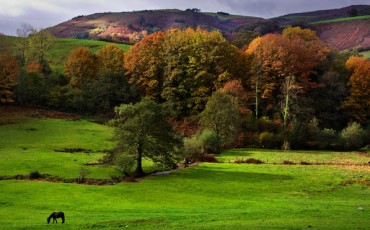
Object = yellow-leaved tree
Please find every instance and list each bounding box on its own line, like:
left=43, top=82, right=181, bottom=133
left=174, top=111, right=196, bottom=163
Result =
left=342, top=56, right=370, bottom=124
left=64, top=47, right=98, bottom=88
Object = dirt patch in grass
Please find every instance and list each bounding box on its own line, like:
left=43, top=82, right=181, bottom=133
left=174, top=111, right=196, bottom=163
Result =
left=336, top=165, right=370, bottom=173
left=358, top=152, right=370, bottom=157
left=340, top=178, right=370, bottom=187
left=54, top=148, right=92, bottom=153
left=235, top=158, right=264, bottom=164
left=0, top=173, right=117, bottom=185
left=0, top=106, right=79, bottom=125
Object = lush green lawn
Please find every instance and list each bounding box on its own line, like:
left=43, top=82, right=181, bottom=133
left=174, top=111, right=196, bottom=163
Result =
left=0, top=117, right=369, bottom=229
left=0, top=118, right=115, bottom=178
left=0, top=163, right=369, bottom=229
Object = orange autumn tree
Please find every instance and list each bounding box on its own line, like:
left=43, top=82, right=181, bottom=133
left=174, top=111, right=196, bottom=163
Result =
left=221, top=80, right=252, bottom=114
left=64, top=47, right=98, bottom=88
left=125, top=28, right=245, bottom=114
left=26, top=60, right=43, bottom=74
left=96, top=44, right=125, bottom=75
left=246, top=27, right=329, bottom=126
left=125, top=32, right=166, bottom=101
left=0, top=51, right=19, bottom=103
left=342, top=56, right=370, bottom=124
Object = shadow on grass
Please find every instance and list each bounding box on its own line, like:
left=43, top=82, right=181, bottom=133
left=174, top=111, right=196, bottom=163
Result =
left=172, top=167, right=293, bottom=183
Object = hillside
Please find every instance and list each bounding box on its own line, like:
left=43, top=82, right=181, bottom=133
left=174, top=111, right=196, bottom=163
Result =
left=47, top=6, right=370, bottom=51
left=310, top=19, right=370, bottom=51
left=49, top=9, right=264, bottom=44
left=1, top=36, right=130, bottom=72
left=274, top=5, right=370, bottom=50
left=274, top=5, right=370, bottom=26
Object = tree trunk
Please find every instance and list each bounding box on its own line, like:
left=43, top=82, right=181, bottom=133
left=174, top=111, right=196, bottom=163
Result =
left=255, top=78, right=259, bottom=119
left=134, top=143, right=145, bottom=177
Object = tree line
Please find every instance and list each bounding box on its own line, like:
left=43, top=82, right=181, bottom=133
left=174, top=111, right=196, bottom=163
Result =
left=1, top=25, right=369, bottom=176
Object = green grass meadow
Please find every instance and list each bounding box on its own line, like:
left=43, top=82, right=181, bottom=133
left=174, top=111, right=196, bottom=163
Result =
left=0, top=115, right=369, bottom=229
left=2, top=36, right=131, bottom=72
left=46, top=38, right=130, bottom=72
left=360, top=50, right=370, bottom=59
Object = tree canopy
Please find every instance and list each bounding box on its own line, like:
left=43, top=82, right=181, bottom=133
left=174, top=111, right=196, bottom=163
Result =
left=110, top=98, right=183, bottom=177
left=342, top=56, right=370, bottom=125
left=125, top=28, right=245, bottom=115
left=64, top=47, right=98, bottom=88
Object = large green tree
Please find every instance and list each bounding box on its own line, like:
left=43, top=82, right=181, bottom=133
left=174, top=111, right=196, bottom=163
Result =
left=26, top=29, right=54, bottom=68
left=110, top=98, right=182, bottom=177
left=199, top=91, right=241, bottom=149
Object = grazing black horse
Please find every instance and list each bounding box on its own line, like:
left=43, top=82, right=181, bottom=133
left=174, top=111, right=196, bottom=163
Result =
left=47, top=211, right=65, bottom=224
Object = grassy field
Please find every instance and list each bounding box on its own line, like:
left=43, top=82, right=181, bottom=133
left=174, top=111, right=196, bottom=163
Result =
left=311, top=15, right=370, bottom=24
left=360, top=50, right=370, bottom=59
left=2, top=36, right=131, bottom=72
left=46, top=38, right=130, bottom=72
left=0, top=113, right=369, bottom=229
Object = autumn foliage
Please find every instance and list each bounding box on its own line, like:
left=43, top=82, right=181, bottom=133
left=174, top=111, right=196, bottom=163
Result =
left=0, top=51, right=19, bottom=103
left=96, top=44, right=125, bottom=75
left=245, top=27, right=330, bottom=124
left=125, top=28, right=245, bottom=114
left=64, top=47, right=98, bottom=87
left=342, top=56, right=370, bottom=124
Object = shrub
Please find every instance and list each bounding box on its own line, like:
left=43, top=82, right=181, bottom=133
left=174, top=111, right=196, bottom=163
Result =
left=29, top=171, right=42, bottom=179
left=197, top=154, right=217, bottom=162
left=257, top=117, right=282, bottom=133
left=183, top=129, right=221, bottom=162
left=319, top=128, right=338, bottom=149
left=258, top=131, right=283, bottom=149
left=197, top=129, right=220, bottom=154
left=235, top=158, right=264, bottom=164
left=114, top=154, right=135, bottom=177
left=78, top=165, right=90, bottom=183
left=340, top=122, right=366, bottom=150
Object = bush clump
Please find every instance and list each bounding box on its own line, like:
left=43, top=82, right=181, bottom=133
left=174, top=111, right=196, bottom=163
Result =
left=29, top=171, right=42, bottom=179
left=340, top=122, right=366, bottom=150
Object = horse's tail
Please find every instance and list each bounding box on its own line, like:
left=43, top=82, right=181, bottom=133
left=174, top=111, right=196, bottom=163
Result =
left=61, top=212, right=65, bottom=223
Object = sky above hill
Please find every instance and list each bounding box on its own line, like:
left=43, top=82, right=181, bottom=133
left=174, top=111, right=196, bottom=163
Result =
left=0, top=0, right=368, bottom=35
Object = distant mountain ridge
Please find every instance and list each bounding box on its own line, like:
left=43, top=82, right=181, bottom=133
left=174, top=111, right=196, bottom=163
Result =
left=48, top=5, right=370, bottom=51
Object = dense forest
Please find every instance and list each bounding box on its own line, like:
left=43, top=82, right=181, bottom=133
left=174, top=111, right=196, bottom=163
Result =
left=0, top=25, right=369, bottom=162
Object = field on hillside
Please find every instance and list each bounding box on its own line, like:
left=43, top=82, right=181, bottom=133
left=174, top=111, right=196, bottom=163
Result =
left=311, top=15, right=370, bottom=24
left=46, top=38, right=130, bottom=72
left=360, top=50, right=370, bottom=59
left=0, top=111, right=369, bottom=229
left=2, top=36, right=131, bottom=72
